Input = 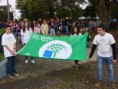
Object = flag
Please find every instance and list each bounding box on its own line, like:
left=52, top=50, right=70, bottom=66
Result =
left=17, top=33, right=87, bottom=60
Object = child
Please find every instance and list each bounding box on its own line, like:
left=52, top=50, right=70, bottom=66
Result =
left=78, top=26, right=85, bottom=35
left=34, top=22, right=40, bottom=34
left=89, top=24, right=117, bottom=88
left=2, top=25, right=19, bottom=78
left=21, top=21, right=35, bottom=64
left=50, top=26, right=55, bottom=36
left=41, top=20, right=49, bottom=35
left=71, top=27, right=79, bottom=67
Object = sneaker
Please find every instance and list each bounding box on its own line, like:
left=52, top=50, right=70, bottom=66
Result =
left=13, top=73, right=19, bottom=77
left=75, top=64, right=79, bottom=68
left=25, top=60, right=28, bottom=63
left=111, top=83, right=117, bottom=89
left=95, top=81, right=102, bottom=87
left=31, top=60, right=35, bottom=64
left=8, top=74, right=14, bottom=78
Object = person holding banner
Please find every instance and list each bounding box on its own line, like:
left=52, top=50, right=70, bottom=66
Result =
left=71, top=27, right=79, bottom=67
left=72, top=26, right=86, bottom=67
left=2, top=25, right=19, bottom=78
left=21, top=21, right=35, bottom=64
left=88, top=24, right=117, bottom=88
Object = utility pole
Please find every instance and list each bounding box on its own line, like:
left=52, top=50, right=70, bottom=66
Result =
left=7, top=0, right=10, bottom=21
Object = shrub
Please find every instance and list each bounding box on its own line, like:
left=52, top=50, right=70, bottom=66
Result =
left=0, top=28, right=5, bottom=62
left=0, top=53, right=4, bottom=62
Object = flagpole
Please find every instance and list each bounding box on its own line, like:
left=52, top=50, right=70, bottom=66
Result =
left=7, top=0, right=10, bottom=21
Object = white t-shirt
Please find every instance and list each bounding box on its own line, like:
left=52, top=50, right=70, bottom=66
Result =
left=78, top=33, right=82, bottom=35
left=93, top=33, right=115, bottom=57
left=21, top=28, right=32, bottom=44
left=71, top=33, right=77, bottom=36
left=2, top=33, right=16, bottom=58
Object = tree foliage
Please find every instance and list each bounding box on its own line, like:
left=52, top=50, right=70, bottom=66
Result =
left=16, top=0, right=86, bottom=20
left=84, top=0, right=118, bottom=24
left=84, top=6, right=97, bottom=19
left=17, top=0, right=118, bottom=23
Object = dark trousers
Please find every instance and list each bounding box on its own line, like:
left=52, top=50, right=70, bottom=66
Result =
left=74, top=60, right=79, bottom=65
left=6, top=56, right=16, bottom=75
left=25, top=56, right=34, bottom=60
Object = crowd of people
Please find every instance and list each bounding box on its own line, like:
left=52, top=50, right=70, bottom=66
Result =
left=8, top=17, right=102, bottom=36
left=1, top=17, right=117, bottom=88
left=8, top=17, right=97, bottom=65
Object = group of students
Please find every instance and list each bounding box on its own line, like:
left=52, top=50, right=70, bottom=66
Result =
left=9, top=19, right=54, bottom=37
left=21, top=20, right=91, bottom=65
left=1, top=19, right=117, bottom=88
left=9, top=18, right=92, bottom=64
left=8, top=17, right=103, bottom=37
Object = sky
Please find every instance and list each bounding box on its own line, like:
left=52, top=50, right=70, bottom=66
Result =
left=0, top=0, right=21, bottom=19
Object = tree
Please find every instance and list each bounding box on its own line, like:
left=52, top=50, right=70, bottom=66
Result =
left=47, top=44, right=66, bottom=58
left=111, top=4, right=118, bottom=18
left=110, top=1, right=118, bottom=18
left=17, top=0, right=49, bottom=19
left=16, top=0, right=86, bottom=20
left=99, top=0, right=109, bottom=25
left=84, top=6, right=97, bottom=19
left=87, top=0, right=118, bottom=24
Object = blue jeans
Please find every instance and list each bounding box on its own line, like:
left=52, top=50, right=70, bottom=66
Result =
left=50, top=28, right=55, bottom=36
left=97, top=55, right=115, bottom=82
left=65, top=26, right=69, bottom=35
left=6, top=56, right=16, bottom=75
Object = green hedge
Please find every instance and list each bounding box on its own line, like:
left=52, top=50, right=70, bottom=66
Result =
left=0, top=28, right=5, bottom=35
left=0, top=53, right=4, bottom=62
left=0, top=28, right=5, bottom=50
left=0, top=28, right=5, bottom=62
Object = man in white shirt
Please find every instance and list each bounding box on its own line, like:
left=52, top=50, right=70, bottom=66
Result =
left=2, top=25, right=19, bottom=78
left=88, top=24, right=117, bottom=88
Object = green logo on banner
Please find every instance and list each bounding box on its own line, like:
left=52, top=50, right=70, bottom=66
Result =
left=39, top=40, right=72, bottom=59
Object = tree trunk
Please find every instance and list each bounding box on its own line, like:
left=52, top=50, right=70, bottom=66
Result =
left=99, top=0, right=109, bottom=25
left=49, top=5, right=53, bottom=18
left=48, top=1, right=53, bottom=18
